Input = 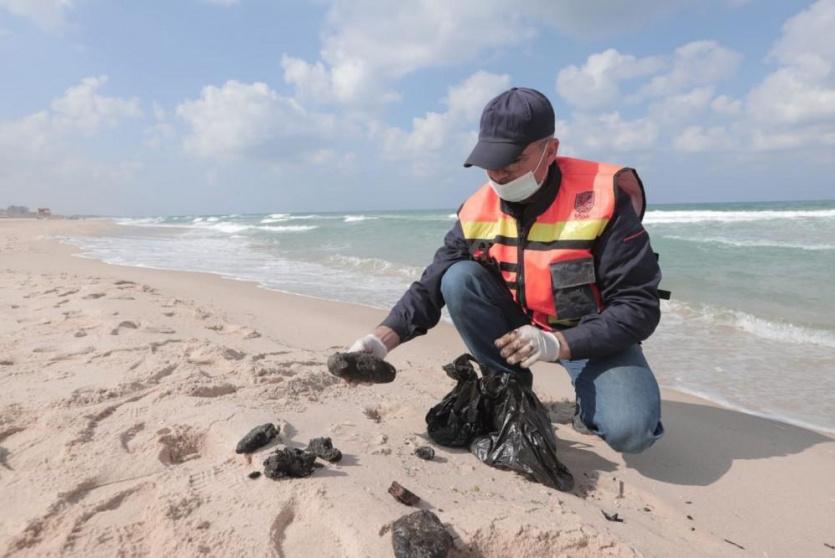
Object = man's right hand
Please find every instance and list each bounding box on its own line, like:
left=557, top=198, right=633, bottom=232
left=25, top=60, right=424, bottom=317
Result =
left=347, top=333, right=389, bottom=360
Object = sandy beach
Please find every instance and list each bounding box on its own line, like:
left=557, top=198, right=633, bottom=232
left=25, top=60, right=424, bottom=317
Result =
left=1, top=218, right=833, bottom=558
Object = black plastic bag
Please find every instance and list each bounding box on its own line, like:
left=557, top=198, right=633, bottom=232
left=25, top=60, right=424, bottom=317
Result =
left=426, top=354, right=574, bottom=492
left=425, top=354, right=488, bottom=447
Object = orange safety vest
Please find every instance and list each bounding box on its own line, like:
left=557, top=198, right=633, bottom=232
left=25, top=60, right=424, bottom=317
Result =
left=457, top=156, right=646, bottom=331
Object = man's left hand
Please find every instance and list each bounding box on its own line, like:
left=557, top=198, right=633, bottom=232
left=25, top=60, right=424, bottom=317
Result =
left=495, top=325, right=561, bottom=368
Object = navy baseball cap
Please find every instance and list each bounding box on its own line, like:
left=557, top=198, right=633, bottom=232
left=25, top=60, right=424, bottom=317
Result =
left=464, top=87, right=555, bottom=170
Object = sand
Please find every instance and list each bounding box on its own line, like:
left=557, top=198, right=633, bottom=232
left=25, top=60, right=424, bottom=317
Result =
left=1, top=218, right=833, bottom=557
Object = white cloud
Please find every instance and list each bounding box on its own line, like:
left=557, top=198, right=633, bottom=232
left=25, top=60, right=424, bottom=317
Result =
left=648, top=86, right=715, bottom=125
left=445, top=71, right=511, bottom=122
left=555, top=41, right=740, bottom=155
left=747, top=0, right=835, bottom=126
left=641, top=40, right=742, bottom=97
left=0, top=77, right=143, bottom=212
left=747, top=59, right=835, bottom=125
left=769, top=0, right=835, bottom=66
left=556, top=49, right=663, bottom=110
left=0, top=75, right=140, bottom=147
left=176, top=80, right=339, bottom=160
left=711, top=94, right=742, bottom=115
left=749, top=124, right=835, bottom=151
left=282, top=0, right=689, bottom=107
left=49, top=76, right=141, bottom=135
left=740, top=0, right=835, bottom=149
left=565, top=112, right=659, bottom=152
left=282, top=1, right=529, bottom=106
left=527, top=0, right=691, bottom=37
left=673, top=125, right=734, bottom=151
left=144, top=103, right=176, bottom=149
left=379, top=71, right=510, bottom=165
left=0, top=0, right=75, bottom=30
left=281, top=54, right=399, bottom=106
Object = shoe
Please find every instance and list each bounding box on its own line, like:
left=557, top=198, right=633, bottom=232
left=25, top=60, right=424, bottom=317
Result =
left=571, top=404, right=594, bottom=436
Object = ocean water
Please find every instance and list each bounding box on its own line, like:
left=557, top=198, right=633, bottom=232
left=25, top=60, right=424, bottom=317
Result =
left=61, top=200, right=835, bottom=434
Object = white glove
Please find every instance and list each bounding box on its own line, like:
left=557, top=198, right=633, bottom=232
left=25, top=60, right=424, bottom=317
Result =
left=347, top=333, right=388, bottom=360
left=496, top=325, right=561, bottom=368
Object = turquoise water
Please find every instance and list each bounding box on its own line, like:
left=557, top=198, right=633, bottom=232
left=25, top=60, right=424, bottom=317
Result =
left=63, top=200, right=835, bottom=433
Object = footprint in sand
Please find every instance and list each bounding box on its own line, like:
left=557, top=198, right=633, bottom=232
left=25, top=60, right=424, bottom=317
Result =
left=186, top=462, right=249, bottom=499
left=119, top=423, right=146, bottom=453
left=61, top=485, right=152, bottom=557
left=48, top=346, right=96, bottom=363
left=141, top=285, right=158, bottom=295
left=0, top=446, right=11, bottom=472
left=187, top=383, right=238, bottom=398
left=157, top=425, right=205, bottom=466
left=147, top=363, right=178, bottom=384
left=6, top=477, right=152, bottom=556
left=67, top=391, right=152, bottom=448
left=0, top=425, right=25, bottom=472
left=269, top=497, right=349, bottom=558
left=110, top=320, right=139, bottom=335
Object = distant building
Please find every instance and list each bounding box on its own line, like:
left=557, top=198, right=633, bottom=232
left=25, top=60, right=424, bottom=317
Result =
left=4, top=205, right=32, bottom=217
left=37, top=208, right=52, bottom=218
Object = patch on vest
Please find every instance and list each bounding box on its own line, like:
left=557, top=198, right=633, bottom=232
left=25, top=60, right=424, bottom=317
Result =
left=574, top=191, right=595, bottom=215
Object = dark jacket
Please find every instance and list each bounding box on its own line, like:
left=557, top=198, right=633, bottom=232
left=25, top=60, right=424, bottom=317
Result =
left=380, top=162, right=662, bottom=360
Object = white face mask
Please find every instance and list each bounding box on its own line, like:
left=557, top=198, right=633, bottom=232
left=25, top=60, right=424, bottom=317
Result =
left=488, top=142, right=551, bottom=202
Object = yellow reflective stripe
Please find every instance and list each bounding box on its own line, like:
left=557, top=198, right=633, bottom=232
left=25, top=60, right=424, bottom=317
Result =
left=548, top=316, right=579, bottom=326
left=462, top=217, right=609, bottom=242
left=528, top=219, right=609, bottom=242
left=460, top=219, right=518, bottom=239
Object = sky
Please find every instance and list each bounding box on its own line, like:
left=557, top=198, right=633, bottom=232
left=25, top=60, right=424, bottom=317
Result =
left=0, top=0, right=833, bottom=216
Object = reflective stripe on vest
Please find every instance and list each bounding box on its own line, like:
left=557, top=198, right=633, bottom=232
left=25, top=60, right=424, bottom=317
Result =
left=458, top=156, right=633, bottom=331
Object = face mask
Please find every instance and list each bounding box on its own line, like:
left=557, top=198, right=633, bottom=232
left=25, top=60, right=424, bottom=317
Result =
left=488, top=142, right=551, bottom=202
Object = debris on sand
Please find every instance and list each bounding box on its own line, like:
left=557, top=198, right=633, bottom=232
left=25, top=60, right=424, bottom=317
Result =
left=724, top=539, right=745, bottom=550
left=263, top=448, right=318, bottom=479
left=602, top=510, right=624, bottom=523
left=414, top=446, right=435, bottom=461
left=306, top=437, right=343, bottom=462
left=327, top=352, right=396, bottom=384
left=388, top=481, right=421, bottom=506
left=391, top=510, right=453, bottom=558
left=248, top=471, right=261, bottom=480
left=235, top=423, right=279, bottom=454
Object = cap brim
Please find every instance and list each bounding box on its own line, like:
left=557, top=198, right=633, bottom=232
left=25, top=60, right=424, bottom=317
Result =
left=463, top=140, right=526, bottom=170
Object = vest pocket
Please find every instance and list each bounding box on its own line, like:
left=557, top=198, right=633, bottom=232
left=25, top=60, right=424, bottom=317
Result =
left=549, top=257, right=597, bottom=320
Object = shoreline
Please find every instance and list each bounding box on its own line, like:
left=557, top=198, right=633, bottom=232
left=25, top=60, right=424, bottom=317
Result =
left=61, top=220, right=835, bottom=438
left=2, top=218, right=833, bottom=557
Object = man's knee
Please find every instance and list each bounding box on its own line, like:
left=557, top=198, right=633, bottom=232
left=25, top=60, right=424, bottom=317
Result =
left=440, top=261, right=485, bottom=304
left=599, top=412, right=663, bottom=454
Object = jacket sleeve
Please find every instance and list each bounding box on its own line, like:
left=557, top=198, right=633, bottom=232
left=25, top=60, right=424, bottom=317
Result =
left=560, top=181, right=662, bottom=360
left=380, top=219, right=472, bottom=343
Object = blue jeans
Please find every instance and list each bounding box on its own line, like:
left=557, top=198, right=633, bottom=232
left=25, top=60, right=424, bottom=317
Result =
left=440, top=261, right=664, bottom=454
